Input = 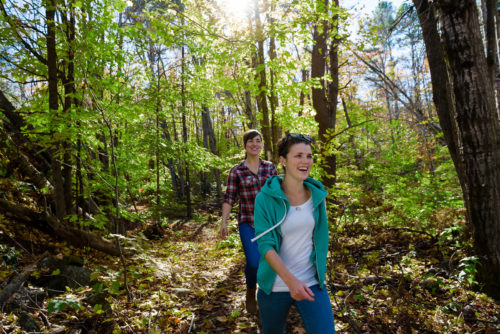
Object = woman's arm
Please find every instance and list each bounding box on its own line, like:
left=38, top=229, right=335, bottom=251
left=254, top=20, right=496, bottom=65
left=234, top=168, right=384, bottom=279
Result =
left=219, top=202, right=232, bottom=239
left=264, top=249, right=315, bottom=302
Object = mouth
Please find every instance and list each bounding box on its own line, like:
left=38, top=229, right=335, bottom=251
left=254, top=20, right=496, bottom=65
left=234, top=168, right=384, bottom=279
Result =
left=298, top=167, right=308, bottom=172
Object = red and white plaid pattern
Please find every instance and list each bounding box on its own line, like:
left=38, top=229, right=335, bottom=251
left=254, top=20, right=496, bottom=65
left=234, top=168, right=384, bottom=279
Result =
left=223, top=158, right=277, bottom=227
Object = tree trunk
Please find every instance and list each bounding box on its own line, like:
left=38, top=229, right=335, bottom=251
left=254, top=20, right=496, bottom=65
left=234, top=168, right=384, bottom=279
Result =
left=46, top=0, right=66, bottom=220
left=170, top=112, right=186, bottom=199
left=201, top=105, right=222, bottom=199
left=311, top=1, right=328, bottom=146
left=160, top=120, right=182, bottom=200
left=412, top=0, right=463, bottom=170
left=268, top=12, right=281, bottom=165
left=312, top=0, right=338, bottom=189
left=299, top=69, right=309, bottom=114
left=62, top=3, right=76, bottom=217
left=201, top=105, right=211, bottom=198
left=484, top=0, right=498, bottom=89
left=181, top=42, right=192, bottom=219
left=253, top=5, right=273, bottom=161
left=244, top=84, right=256, bottom=128
left=415, top=0, right=500, bottom=298
left=325, top=0, right=340, bottom=186
left=439, top=0, right=500, bottom=299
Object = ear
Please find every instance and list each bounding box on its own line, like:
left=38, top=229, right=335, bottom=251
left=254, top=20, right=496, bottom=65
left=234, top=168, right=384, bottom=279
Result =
left=279, top=156, right=286, bottom=166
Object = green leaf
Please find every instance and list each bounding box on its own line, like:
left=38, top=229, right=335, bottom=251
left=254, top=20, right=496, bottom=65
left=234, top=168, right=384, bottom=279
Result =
left=93, top=304, right=104, bottom=314
left=47, top=298, right=81, bottom=314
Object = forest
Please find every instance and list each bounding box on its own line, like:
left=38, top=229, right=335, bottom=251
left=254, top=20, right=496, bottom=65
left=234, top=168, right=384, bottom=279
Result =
left=1, top=0, right=500, bottom=332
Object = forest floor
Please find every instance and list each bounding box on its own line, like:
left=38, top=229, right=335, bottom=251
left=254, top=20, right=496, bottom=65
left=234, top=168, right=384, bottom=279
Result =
left=1, top=205, right=500, bottom=333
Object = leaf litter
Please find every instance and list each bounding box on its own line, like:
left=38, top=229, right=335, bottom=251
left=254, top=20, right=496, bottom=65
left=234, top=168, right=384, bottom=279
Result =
left=0, top=208, right=499, bottom=333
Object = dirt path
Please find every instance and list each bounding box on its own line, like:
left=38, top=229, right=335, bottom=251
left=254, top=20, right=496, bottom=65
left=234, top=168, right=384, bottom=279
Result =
left=158, top=220, right=305, bottom=333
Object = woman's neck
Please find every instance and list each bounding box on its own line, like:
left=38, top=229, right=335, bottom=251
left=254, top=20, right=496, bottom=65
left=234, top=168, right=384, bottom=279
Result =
left=245, top=154, right=260, bottom=165
left=281, top=175, right=307, bottom=199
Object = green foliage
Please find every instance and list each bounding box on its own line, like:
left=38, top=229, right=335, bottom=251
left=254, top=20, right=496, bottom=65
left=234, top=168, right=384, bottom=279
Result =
left=215, top=231, right=240, bottom=250
left=47, top=298, right=82, bottom=314
left=457, top=256, right=480, bottom=288
left=332, top=97, right=462, bottom=231
left=0, top=244, right=20, bottom=268
left=1, top=0, right=464, bottom=263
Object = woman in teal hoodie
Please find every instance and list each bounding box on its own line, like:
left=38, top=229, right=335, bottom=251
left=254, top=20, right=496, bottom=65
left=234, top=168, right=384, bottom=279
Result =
left=252, top=133, right=335, bottom=333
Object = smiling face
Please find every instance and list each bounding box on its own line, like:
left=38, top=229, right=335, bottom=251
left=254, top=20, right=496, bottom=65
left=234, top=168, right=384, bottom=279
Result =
left=280, top=143, right=313, bottom=181
left=244, top=135, right=262, bottom=157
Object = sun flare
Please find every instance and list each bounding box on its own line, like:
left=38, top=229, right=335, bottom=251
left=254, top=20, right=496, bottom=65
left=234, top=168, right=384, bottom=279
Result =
left=217, top=0, right=253, bottom=19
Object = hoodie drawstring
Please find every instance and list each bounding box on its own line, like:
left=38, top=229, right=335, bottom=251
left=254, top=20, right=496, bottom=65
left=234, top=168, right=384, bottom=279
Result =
left=251, top=199, right=287, bottom=242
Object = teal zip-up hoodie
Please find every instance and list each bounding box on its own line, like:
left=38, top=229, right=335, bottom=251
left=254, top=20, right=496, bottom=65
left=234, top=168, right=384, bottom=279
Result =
left=252, top=175, right=330, bottom=295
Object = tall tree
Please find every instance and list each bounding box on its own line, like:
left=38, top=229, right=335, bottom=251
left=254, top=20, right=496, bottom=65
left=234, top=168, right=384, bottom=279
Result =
left=312, top=0, right=340, bottom=188
left=253, top=2, right=273, bottom=161
left=413, top=0, right=500, bottom=298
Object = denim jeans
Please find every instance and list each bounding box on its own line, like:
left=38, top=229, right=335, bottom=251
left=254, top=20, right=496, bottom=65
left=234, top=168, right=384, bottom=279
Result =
left=238, top=223, right=260, bottom=288
left=257, top=285, right=335, bottom=334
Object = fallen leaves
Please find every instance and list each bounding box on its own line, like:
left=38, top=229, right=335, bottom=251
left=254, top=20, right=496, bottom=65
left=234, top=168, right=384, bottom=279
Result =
left=2, top=210, right=499, bottom=333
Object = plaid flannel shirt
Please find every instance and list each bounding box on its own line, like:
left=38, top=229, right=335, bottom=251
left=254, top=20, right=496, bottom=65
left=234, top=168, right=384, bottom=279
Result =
left=223, top=158, right=277, bottom=227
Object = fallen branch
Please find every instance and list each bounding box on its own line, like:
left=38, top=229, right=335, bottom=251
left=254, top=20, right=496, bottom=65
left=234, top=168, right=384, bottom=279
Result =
left=0, top=199, right=123, bottom=256
left=0, top=251, right=49, bottom=308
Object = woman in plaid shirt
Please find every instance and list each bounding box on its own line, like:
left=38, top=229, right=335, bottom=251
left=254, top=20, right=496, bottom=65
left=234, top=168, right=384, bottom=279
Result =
left=220, top=129, right=277, bottom=314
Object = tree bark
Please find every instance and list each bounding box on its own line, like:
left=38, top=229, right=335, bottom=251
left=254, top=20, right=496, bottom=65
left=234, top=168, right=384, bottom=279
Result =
left=61, top=2, right=76, bottom=217
left=253, top=5, right=273, bottom=161
left=181, top=42, right=192, bottom=219
left=311, top=1, right=328, bottom=144
left=325, top=0, right=340, bottom=186
left=485, top=0, right=498, bottom=87
left=415, top=0, right=500, bottom=298
left=312, top=0, right=339, bottom=189
left=438, top=0, right=500, bottom=299
left=268, top=10, right=281, bottom=165
left=412, top=0, right=463, bottom=173
left=244, top=84, right=256, bottom=128
left=46, top=0, right=67, bottom=220
left=201, top=105, right=222, bottom=199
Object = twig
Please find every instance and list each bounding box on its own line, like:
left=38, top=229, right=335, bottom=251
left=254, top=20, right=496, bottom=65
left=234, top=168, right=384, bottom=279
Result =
left=188, top=313, right=195, bottom=333
left=331, top=290, right=362, bottom=334
left=3, top=231, right=36, bottom=260
left=343, top=291, right=363, bottom=334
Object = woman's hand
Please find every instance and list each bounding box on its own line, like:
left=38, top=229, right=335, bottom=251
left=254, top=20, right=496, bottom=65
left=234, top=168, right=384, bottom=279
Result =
left=219, top=221, right=228, bottom=239
left=219, top=203, right=232, bottom=240
left=288, top=278, right=315, bottom=302
left=264, top=250, right=315, bottom=302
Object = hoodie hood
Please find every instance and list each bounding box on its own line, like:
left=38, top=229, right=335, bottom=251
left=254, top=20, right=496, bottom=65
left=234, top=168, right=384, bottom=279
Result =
left=251, top=175, right=328, bottom=243
left=260, top=174, right=328, bottom=206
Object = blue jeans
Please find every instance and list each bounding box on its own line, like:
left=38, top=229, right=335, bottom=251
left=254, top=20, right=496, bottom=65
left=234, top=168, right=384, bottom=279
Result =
left=257, top=285, right=335, bottom=334
left=238, top=223, right=260, bottom=289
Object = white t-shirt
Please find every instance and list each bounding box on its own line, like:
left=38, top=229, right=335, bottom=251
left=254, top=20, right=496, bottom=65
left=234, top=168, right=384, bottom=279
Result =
left=272, top=196, right=319, bottom=292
